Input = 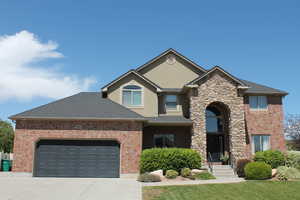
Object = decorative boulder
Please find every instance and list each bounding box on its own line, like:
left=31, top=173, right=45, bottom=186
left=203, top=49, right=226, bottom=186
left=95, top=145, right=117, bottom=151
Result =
left=272, top=169, right=277, bottom=177
left=191, top=169, right=206, bottom=175
left=150, top=170, right=164, bottom=178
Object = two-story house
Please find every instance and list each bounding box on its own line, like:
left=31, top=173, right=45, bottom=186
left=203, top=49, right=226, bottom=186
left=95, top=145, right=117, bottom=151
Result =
left=10, top=49, right=287, bottom=178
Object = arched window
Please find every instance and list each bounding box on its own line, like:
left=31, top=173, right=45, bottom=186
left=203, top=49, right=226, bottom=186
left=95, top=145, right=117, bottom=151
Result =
left=206, top=106, right=223, bottom=134
left=122, top=85, right=142, bottom=106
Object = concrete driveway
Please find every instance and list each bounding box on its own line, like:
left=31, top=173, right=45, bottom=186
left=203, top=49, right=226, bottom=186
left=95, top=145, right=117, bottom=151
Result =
left=0, top=174, right=141, bottom=200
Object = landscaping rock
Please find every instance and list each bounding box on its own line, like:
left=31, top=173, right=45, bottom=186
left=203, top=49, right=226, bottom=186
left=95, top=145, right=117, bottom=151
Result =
left=150, top=170, right=164, bottom=178
left=272, top=169, right=277, bottom=177
left=191, top=169, right=206, bottom=175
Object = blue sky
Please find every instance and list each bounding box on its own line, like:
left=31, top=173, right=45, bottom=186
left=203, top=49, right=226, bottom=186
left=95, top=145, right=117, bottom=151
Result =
left=0, top=0, right=299, bottom=121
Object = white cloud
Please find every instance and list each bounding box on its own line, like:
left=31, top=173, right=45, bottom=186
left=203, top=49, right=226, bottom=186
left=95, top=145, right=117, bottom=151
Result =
left=0, top=30, right=96, bottom=102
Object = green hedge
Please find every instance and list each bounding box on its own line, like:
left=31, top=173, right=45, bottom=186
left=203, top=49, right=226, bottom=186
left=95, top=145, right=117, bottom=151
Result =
left=285, top=151, right=300, bottom=170
left=254, top=150, right=285, bottom=169
left=140, top=148, right=202, bottom=173
left=245, top=162, right=272, bottom=180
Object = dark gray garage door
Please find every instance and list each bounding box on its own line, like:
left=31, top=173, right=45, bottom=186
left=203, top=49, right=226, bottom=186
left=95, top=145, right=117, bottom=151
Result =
left=34, top=140, right=120, bottom=178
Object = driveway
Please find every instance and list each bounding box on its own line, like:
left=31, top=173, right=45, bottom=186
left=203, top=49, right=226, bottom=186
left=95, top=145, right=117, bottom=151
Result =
left=0, top=174, right=141, bottom=200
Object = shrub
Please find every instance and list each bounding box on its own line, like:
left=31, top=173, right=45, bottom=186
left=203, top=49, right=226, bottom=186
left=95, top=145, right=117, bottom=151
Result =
left=254, top=150, right=285, bottom=168
left=181, top=168, right=191, bottom=178
left=244, top=162, right=272, bottom=180
left=137, top=173, right=161, bottom=182
left=165, top=170, right=179, bottom=179
left=285, top=151, right=300, bottom=170
left=236, top=159, right=251, bottom=177
left=140, top=148, right=202, bottom=173
left=192, top=172, right=216, bottom=180
left=277, top=166, right=300, bottom=181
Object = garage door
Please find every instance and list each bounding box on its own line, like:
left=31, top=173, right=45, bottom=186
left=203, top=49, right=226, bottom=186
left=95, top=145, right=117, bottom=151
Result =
left=34, top=140, right=120, bottom=178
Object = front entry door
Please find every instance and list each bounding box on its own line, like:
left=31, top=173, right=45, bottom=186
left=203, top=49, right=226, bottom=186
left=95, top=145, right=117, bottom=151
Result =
left=207, top=135, right=224, bottom=162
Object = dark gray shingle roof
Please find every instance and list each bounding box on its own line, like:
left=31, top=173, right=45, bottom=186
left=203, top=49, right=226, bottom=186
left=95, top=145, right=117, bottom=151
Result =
left=242, top=80, right=288, bottom=96
left=10, top=92, right=145, bottom=120
left=146, top=116, right=192, bottom=125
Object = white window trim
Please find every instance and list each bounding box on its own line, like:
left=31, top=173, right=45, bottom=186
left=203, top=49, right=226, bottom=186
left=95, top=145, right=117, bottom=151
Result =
left=120, top=83, right=144, bottom=108
left=249, top=96, right=268, bottom=111
left=251, top=134, right=271, bottom=154
left=164, top=95, right=179, bottom=111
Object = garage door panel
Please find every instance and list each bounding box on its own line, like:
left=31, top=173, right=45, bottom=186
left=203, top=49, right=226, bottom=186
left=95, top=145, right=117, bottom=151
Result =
left=34, top=140, right=120, bottom=178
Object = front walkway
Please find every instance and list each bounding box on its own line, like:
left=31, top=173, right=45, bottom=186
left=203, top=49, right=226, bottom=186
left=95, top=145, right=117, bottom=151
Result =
left=142, top=177, right=245, bottom=187
left=0, top=173, right=141, bottom=200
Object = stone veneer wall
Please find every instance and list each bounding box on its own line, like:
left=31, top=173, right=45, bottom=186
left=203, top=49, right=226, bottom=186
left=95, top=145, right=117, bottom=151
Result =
left=189, top=71, right=247, bottom=164
left=13, top=120, right=143, bottom=174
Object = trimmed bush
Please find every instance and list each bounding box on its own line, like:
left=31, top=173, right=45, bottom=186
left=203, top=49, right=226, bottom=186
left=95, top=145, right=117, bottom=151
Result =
left=165, top=170, right=179, bottom=179
left=245, top=162, right=272, bottom=180
left=137, top=173, right=161, bottom=182
left=181, top=168, right=191, bottom=178
left=192, top=172, right=216, bottom=180
left=140, top=148, right=202, bottom=173
left=285, top=151, right=300, bottom=170
left=236, top=159, right=251, bottom=177
left=254, top=150, right=285, bottom=168
left=277, top=166, right=300, bottom=181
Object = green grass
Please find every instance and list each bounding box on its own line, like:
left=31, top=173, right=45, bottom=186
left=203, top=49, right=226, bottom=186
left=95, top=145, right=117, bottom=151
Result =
left=143, top=181, right=300, bottom=200
left=193, top=172, right=216, bottom=180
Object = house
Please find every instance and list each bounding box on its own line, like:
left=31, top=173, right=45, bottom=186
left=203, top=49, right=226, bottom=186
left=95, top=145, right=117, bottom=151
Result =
left=10, top=49, right=288, bottom=178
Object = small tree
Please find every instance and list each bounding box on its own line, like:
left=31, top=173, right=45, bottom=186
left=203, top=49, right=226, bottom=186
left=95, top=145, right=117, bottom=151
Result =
left=285, top=114, right=300, bottom=150
left=0, top=120, right=14, bottom=153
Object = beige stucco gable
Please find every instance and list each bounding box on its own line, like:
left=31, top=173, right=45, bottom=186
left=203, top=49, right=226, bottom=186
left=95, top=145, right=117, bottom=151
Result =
left=138, top=52, right=204, bottom=88
left=107, top=73, right=158, bottom=117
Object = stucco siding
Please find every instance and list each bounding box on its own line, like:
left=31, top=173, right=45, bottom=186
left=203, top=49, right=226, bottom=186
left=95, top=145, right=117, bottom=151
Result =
left=107, top=73, right=158, bottom=117
left=140, top=54, right=200, bottom=88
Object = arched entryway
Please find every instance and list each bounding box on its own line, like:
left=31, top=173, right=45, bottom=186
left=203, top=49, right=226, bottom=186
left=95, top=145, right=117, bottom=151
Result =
left=206, top=102, right=230, bottom=163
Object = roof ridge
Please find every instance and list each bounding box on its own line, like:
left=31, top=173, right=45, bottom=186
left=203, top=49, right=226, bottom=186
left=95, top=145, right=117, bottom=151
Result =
left=135, top=48, right=207, bottom=73
left=9, top=92, right=84, bottom=119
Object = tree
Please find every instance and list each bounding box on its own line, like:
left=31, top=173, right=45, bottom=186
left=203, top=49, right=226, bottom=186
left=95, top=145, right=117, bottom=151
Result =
left=285, top=114, right=300, bottom=149
left=0, top=120, right=14, bottom=153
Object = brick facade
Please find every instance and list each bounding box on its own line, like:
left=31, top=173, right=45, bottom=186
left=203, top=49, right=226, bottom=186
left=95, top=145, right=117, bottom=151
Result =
left=13, top=120, right=143, bottom=174
left=244, top=96, right=286, bottom=157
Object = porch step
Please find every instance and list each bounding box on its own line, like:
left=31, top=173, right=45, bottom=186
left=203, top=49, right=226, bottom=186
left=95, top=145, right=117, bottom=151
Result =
left=211, top=165, right=238, bottom=179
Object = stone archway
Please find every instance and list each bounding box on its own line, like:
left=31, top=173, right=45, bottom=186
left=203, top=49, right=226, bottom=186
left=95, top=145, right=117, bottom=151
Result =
left=205, top=102, right=230, bottom=163
left=189, top=71, right=247, bottom=165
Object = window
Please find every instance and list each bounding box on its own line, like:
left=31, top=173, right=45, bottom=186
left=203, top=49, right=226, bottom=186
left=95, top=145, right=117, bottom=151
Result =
left=154, top=134, right=175, bottom=148
left=122, top=85, right=142, bottom=106
left=165, top=95, right=177, bottom=110
left=249, top=96, right=268, bottom=109
left=252, top=135, right=270, bottom=153
left=206, top=107, right=223, bottom=134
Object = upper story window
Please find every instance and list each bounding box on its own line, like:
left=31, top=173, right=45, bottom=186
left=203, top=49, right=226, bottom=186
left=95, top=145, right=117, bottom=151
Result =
left=249, top=96, right=268, bottom=110
left=122, top=85, right=142, bottom=106
left=165, top=95, right=177, bottom=110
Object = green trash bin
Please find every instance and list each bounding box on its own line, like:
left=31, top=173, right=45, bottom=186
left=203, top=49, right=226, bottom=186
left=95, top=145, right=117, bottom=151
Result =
left=2, top=160, right=11, bottom=172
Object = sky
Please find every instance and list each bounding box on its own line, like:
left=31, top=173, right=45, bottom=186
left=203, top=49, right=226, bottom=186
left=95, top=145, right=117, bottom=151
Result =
left=0, top=0, right=299, bottom=122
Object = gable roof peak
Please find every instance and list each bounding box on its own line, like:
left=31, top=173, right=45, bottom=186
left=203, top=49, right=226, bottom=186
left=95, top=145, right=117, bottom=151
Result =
left=135, top=48, right=207, bottom=74
left=187, top=65, right=248, bottom=87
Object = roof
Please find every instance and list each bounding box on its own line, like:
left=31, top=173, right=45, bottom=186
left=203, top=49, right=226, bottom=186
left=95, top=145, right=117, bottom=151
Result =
left=187, top=66, right=248, bottom=87
left=10, top=92, right=145, bottom=121
left=159, top=88, right=183, bottom=93
left=136, top=48, right=207, bottom=74
left=101, top=70, right=162, bottom=92
left=146, top=115, right=193, bottom=125
left=242, top=80, right=288, bottom=96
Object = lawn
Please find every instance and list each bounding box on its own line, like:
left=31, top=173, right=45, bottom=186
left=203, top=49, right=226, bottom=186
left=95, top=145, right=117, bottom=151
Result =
left=143, top=181, right=300, bottom=200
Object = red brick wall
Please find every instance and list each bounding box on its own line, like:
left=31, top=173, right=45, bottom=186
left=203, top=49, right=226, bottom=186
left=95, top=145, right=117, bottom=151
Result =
left=244, top=96, right=286, bottom=157
left=13, top=120, right=143, bottom=174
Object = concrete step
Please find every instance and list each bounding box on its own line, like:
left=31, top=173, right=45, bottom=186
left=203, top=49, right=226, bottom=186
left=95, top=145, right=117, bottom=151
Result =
left=211, top=165, right=239, bottom=179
